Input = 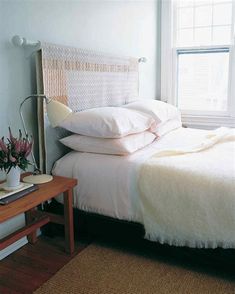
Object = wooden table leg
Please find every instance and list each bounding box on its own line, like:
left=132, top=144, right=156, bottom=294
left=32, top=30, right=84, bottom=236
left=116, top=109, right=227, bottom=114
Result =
left=63, top=189, right=74, bottom=255
left=25, top=208, right=38, bottom=244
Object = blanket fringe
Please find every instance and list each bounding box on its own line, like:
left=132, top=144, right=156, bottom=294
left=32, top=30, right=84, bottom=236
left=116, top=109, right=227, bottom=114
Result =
left=145, top=232, right=235, bottom=249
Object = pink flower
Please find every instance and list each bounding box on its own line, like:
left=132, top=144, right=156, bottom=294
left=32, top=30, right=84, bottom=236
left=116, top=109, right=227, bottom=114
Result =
left=0, top=127, right=33, bottom=172
left=0, top=138, right=8, bottom=153
left=25, top=141, right=33, bottom=157
left=8, top=127, right=17, bottom=144
left=9, top=153, right=16, bottom=162
left=22, top=139, right=29, bottom=153
left=20, top=140, right=25, bottom=153
left=14, top=140, right=21, bottom=153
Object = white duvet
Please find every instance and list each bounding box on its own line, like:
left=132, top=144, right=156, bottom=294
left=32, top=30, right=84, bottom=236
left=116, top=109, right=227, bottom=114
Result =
left=53, top=127, right=235, bottom=248
left=138, top=127, right=235, bottom=248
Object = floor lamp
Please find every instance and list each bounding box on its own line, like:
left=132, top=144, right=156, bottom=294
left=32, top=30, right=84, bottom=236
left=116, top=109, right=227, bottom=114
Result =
left=19, top=94, right=72, bottom=184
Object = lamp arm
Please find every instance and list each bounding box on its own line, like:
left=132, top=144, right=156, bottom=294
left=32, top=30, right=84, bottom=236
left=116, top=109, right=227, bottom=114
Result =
left=19, top=94, right=50, bottom=174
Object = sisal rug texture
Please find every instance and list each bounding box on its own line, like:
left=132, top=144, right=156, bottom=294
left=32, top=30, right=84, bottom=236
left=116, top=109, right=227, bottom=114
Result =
left=34, top=243, right=235, bottom=294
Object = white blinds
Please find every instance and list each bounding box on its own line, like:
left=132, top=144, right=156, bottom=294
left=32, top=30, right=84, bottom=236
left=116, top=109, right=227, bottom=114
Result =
left=177, top=50, right=230, bottom=111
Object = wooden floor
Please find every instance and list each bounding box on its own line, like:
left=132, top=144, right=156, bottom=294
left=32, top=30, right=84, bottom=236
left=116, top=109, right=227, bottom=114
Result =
left=1, top=228, right=235, bottom=294
left=0, top=235, right=90, bottom=294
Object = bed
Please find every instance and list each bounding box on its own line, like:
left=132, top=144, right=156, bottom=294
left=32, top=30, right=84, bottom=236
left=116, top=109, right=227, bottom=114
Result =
left=35, top=43, right=235, bottom=249
left=52, top=127, right=235, bottom=249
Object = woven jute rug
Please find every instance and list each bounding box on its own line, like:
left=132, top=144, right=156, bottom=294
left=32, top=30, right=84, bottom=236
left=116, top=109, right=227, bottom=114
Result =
left=34, top=243, right=235, bottom=294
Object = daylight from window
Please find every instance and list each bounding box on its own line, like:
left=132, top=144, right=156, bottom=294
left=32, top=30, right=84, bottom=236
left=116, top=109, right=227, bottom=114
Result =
left=175, top=0, right=233, bottom=113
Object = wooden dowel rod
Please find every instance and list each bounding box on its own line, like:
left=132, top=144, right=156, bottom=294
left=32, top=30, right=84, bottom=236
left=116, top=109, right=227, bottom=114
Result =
left=31, top=210, right=64, bottom=225
left=0, top=216, right=50, bottom=251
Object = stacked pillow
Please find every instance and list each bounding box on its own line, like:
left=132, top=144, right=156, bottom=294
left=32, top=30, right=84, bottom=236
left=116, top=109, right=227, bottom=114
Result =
left=58, top=101, right=182, bottom=156
left=123, top=100, right=182, bottom=137
left=59, top=107, right=156, bottom=155
left=60, top=131, right=156, bottom=156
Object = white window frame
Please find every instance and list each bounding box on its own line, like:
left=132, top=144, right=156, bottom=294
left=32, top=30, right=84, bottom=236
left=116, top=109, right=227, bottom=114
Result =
left=161, top=0, right=235, bottom=128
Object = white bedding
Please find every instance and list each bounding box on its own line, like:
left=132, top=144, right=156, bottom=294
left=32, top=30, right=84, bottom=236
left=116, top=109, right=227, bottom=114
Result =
left=52, top=127, right=235, bottom=248
left=139, top=127, right=235, bottom=248
left=52, top=127, right=182, bottom=221
left=52, top=136, right=158, bottom=222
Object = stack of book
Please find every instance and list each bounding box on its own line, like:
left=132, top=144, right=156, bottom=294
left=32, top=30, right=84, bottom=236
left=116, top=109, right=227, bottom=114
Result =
left=0, top=182, right=38, bottom=205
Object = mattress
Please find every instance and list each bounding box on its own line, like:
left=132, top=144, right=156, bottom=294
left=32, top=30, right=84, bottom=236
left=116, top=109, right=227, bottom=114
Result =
left=52, top=127, right=218, bottom=222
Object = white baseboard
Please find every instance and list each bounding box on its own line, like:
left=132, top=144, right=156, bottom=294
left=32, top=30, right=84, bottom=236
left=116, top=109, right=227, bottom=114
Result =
left=0, top=237, right=28, bottom=260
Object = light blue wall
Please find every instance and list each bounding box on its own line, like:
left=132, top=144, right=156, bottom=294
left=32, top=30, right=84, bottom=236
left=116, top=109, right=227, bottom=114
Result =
left=0, top=0, right=160, bottom=139
left=0, top=0, right=160, bottom=258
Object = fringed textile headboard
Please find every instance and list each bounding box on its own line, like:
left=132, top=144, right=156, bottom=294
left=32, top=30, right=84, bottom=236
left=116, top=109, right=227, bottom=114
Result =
left=36, top=44, right=139, bottom=173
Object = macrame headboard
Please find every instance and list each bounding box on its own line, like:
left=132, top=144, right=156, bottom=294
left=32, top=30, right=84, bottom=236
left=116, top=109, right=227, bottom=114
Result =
left=36, top=44, right=139, bottom=173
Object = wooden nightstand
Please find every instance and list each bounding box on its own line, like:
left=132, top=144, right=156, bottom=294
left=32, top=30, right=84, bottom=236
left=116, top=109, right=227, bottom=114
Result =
left=0, top=175, right=77, bottom=255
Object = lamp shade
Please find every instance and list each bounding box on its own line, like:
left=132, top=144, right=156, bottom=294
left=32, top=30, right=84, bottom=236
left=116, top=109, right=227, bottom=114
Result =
left=19, top=95, right=73, bottom=184
left=46, top=100, right=72, bottom=127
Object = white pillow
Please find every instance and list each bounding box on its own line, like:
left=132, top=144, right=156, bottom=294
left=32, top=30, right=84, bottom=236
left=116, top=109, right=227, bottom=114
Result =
left=155, top=119, right=182, bottom=137
left=123, top=100, right=181, bottom=124
left=60, top=131, right=156, bottom=155
left=59, top=107, right=155, bottom=138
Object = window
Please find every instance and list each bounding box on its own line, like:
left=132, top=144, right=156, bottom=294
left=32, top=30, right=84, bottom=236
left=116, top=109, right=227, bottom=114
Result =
left=161, top=0, right=235, bottom=127
left=177, top=48, right=229, bottom=112
left=176, top=0, right=233, bottom=47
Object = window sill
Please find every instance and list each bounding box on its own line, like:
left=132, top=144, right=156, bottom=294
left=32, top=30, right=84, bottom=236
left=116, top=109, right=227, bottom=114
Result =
left=182, top=114, right=235, bottom=129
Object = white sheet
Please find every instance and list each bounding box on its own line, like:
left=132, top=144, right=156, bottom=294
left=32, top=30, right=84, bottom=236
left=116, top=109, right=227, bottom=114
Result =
left=53, top=150, right=138, bottom=220
left=52, top=127, right=217, bottom=220
left=52, top=128, right=180, bottom=221
left=52, top=127, right=235, bottom=248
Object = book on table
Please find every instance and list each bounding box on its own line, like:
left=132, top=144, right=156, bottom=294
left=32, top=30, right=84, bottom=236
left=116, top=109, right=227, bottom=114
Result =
left=0, top=182, right=38, bottom=205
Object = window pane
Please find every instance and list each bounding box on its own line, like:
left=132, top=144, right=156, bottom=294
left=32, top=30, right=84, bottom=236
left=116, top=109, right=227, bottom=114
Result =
left=212, top=25, right=231, bottom=45
left=175, top=0, right=233, bottom=46
left=195, top=5, right=212, bottom=27
left=213, top=3, right=232, bottom=25
left=178, top=7, right=194, bottom=28
left=194, top=27, right=212, bottom=45
left=177, top=51, right=229, bottom=111
left=177, top=28, right=194, bottom=46
left=213, top=0, right=231, bottom=3
left=196, top=0, right=213, bottom=4
left=177, top=0, right=194, bottom=7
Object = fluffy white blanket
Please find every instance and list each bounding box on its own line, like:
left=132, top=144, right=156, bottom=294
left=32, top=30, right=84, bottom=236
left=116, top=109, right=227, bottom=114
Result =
left=138, top=127, right=235, bottom=248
